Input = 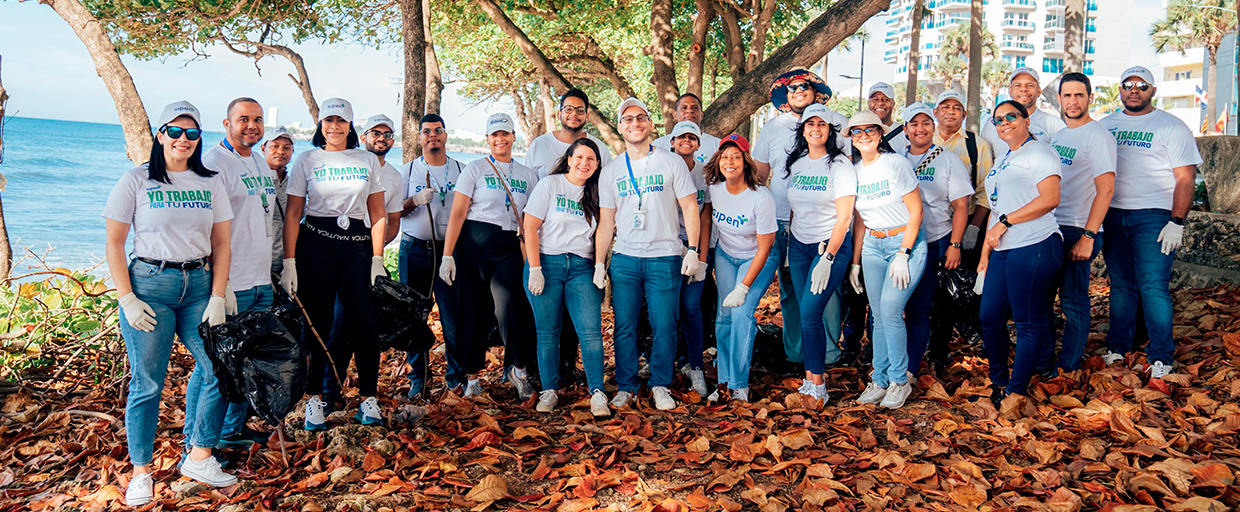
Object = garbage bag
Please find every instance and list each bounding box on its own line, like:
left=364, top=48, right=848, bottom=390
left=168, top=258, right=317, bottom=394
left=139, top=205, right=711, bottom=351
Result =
left=934, top=264, right=983, bottom=344
left=270, top=272, right=304, bottom=338
left=200, top=310, right=308, bottom=426
left=371, top=275, right=434, bottom=353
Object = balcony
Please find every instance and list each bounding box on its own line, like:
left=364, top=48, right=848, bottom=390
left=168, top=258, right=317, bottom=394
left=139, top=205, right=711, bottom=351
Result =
left=1043, top=41, right=1065, bottom=55
left=1002, top=19, right=1034, bottom=30
left=1045, top=19, right=1065, bottom=31
left=1001, top=41, right=1035, bottom=52
left=1002, top=0, right=1036, bottom=9
left=1045, top=0, right=1064, bottom=8
left=930, top=0, right=972, bottom=11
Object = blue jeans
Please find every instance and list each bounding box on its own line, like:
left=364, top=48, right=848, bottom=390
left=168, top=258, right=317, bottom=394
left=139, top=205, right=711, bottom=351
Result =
left=1102, top=208, right=1176, bottom=364
left=981, top=234, right=1063, bottom=395
left=524, top=254, right=604, bottom=392
left=861, top=232, right=927, bottom=387
left=786, top=233, right=853, bottom=375
left=1041, top=226, right=1103, bottom=371
left=714, top=247, right=780, bottom=390
left=774, top=221, right=803, bottom=363
left=185, top=284, right=273, bottom=443
left=679, top=257, right=707, bottom=370
left=610, top=253, right=681, bottom=392
left=399, top=236, right=463, bottom=391
left=905, top=237, right=949, bottom=374
left=119, top=260, right=223, bottom=465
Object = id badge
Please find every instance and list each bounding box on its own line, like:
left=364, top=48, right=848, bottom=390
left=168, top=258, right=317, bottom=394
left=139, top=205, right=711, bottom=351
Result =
left=633, top=208, right=647, bottom=230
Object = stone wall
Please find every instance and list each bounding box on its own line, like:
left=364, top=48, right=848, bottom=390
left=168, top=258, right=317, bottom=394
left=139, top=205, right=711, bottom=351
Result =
left=1173, top=211, right=1240, bottom=288
left=1197, top=136, right=1240, bottom=215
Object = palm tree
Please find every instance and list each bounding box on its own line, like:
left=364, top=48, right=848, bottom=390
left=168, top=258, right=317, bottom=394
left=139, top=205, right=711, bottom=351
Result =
left=1092, top=83, right=1123, bottom=115
left=1150, top=0, right=1237, bottom=133
left=934, top=22, right=999, bottom=92
left=906, top=0, right=931, bottom=105
left=821, top=27, right=869, bottom=79
left=982, top=59, right=1012, bottom=110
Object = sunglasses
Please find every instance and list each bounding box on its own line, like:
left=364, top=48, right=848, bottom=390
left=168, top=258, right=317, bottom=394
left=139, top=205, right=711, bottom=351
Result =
left=419, top=127, right=446, bottom=136
left=620, top=114, right=650, bottom=125
left=1121, top=80, right=1151, bottom=92
left=849, top=126, right=880, bottom=137
left=559, top=106, right=587, bottom=115
left=367, top=130, right=395, bottom=140
left=787, top=82, right=814, bottom=93
left=161, top=126, right=202, bottom=141
left=991, top=113, right=1024, bottom=126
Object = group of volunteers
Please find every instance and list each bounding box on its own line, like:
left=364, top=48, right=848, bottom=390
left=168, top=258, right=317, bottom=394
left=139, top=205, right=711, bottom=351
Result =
left=105, top=58, right=1199, bottom=504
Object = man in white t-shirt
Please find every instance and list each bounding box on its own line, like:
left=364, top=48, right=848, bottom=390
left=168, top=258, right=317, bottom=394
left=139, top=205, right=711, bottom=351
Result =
left=595, top=97, right=701, bottom=411
left=264, top=128, right=295, bottom=274
left=525, top=89, right=613, bottom=178
left=360, top=114, right=405, bottom=244
left=869, top=82, right=909, bottom=154
left=981, top=67, right=1066, bottom=157
left=653, top=93, right=722, bottom=165
left=1098, top=65, right=1201, bottom=379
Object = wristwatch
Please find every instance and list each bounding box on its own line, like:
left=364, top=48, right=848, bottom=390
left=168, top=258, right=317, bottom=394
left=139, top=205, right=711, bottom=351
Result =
left=999, top=214, right=1013, bottom=228
left=1171, top=216, right=1186, bottom=226
left=687, top=245, right=699, bottom=253
left=823, top=252, right=835, bottom=262
left=1082, top=230, right=1097, bottom=239
left=950, top=242, right=962, bottom=249
left=899, top=247, right=913, bottom=255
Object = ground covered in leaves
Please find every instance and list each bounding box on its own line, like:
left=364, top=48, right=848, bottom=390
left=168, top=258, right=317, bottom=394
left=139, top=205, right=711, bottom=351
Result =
left=3, top=281, right=1240, bottom=511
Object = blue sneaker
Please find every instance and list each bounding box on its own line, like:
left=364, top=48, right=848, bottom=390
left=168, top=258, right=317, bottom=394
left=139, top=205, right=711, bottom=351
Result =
left=354, top=397, right=383, bottom=426
left=304, top=396, right=327, bottom=431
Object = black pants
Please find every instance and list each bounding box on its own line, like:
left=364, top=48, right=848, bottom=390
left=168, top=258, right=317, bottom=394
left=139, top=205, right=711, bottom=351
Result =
left=297, top=216, right=382, bottom=396
left=456, top=220, right=535, bottom=375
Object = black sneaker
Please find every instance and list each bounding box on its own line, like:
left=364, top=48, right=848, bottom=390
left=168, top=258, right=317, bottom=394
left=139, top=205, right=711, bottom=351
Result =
left=323, top=392, right=346, bottom=416
left=989, top=386, right=1006, bottom=409
left=216, top=427, right=270, bottom=447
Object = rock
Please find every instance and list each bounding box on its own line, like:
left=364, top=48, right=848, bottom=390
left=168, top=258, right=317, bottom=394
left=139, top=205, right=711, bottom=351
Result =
left=1198, top=136, right=1240, bottom=214
left=329, top=466, right=362, bottom=484
left=171, top=479, right=210, bottom=497
left=369, top=438, right=398, bottom=457
left=1171, top=212, right=1240, bottom=287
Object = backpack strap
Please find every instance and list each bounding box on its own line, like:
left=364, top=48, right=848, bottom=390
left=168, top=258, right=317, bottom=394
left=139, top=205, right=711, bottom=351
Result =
left=883, top=124, right=904, bottom=143
left=965, top=131, right=979, bottom=185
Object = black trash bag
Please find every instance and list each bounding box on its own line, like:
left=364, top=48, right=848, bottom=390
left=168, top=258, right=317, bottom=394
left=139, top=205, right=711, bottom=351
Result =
left=371, top=275, right=434, bottom=353
left=269, top=272, right=304, bottom=338
left=750, top=323, right=786, bottom=373
left=199, top=310, right=308, bottom=426
left=934, top=264, right=983, bottom=344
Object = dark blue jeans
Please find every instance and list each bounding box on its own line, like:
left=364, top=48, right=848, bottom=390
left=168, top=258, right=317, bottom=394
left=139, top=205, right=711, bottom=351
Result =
left=1041, top=226, right=1103, bottom=371
left=610, top=253, right=681, bottom=392
left=786, top=233, right=853, bottom=375
left=1102, top=208, right=1176, bottom=364
left=905, top=237, right=949, bottom=374
left=524, top=254, right=604, bottom=391
left=981, top=234, right=1063, bottom=395
left=679, top=256, right=707, bottom=370
left=399, top=235, right=464, bottom=390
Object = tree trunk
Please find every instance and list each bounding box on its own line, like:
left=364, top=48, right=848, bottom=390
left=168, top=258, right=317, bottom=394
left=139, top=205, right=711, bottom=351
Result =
left=401, top=0, right=427, bottom=161
left=1064, top=0, right=1085, bottom=72
left=538, top=78, right=555, bottom=138
left=700, top=0, right=890, bottom=137
left=965, top=0, right=983, bottom=133
left=214, top=35, right=321, bottom=121
left=1207, top=46, right=1219, bottom=134
left=687, top=0, right=714, bottom=99
left=650, top=0, right=679, bottom=133
left=510, top=86, right=539, bottom=138
left=718, top=3, right=746, bottom=84
left=907, top=0, right=925, bottom=105
left=746, top=0, right=778, bottom=72
left=0, top=56, right=12, bottom=279
left=423, top=0, right=443, bottom=115
left=38, top=0, right=152, bottom=164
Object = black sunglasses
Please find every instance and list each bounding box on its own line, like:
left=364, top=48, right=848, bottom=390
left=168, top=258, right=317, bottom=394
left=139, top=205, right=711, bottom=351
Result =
left=367, top=130, right=395, bottom=140
left=161, top=126, right=202, bottom=141
left=1121, top=81, right=1151, bottom=92
left=787, top=82, right=814, bottom=93
left=991, top=113, right=1024, bottom=126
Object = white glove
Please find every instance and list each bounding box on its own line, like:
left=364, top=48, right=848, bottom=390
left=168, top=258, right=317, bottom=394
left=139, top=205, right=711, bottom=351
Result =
left=370, top=255, right=387, bottom=285
left=439, top=255, right=456, bottom=285
left=688, top=260, right=707, bottom=283
left=848, top=264, right=864, bottom=293
left=973, top=270, right=986, bottom=296
left=810, top=256, right=834, bottom=295
left=412, top=188, right=435, bottom=206
left=280, top=258, right=298, bottom=295
left=224, top=282, right=237, bottom=315
left=888, top=252, right=911, bottom=290
left=722, top=283, right=749, bottom=308
left=681, top=249, right=700, bottom=276
left=1157, top=221, right=1183, bottom=255
left=118, top=292, right=157, bottom=332
left=962, top=225, right=980, bottom=250
left=593, top=262, right=608, bottom=289
left=527, top=266, right=545, bottom=295
left=202, top=295, right=226, bottom=326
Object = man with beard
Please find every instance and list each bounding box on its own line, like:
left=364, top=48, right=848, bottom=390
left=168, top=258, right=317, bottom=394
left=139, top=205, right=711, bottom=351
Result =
left=868, top=82, right=908, bottom=154
left=263, top=128, right=294, bottom=274
left=654, top=93, right=722, bottom=164
left=1098, top=66, right=1200, bottom=379
left=526, top=89, right=613, bottom=178
left=981, top=67, right=1065, bottom=159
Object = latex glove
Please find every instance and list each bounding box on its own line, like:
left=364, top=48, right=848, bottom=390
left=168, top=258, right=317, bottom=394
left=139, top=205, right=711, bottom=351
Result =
left=973, top=270, right=986, bottom=296
left=962, top=225, right=980, bottom=250
left=528, top=266, right=545, bottom=295
left=224, top=282, right=237, bottom=315
left=593, top=263, right=608, bottom=289
left=118, top=292, right=157, bottom=332
left=439, top=255, right=456, bottom=285
left=280, top=258, right=298, bottom=295
left=370, top=255, right=387, bottom=285
left=848, top=264, right=864, bottom=293
left=810, top=256, right=834, bottom=295
left=722, top=283, right=749, bottom=308
left=1157, top=221, right=1183, bottom=255
left=681, top=249, right=700, bottom=276
left=202, top=295, right=226, bottom=326
left=412, top=188, right=435, bottom=206
left=888, top=252, right=911, bottom=290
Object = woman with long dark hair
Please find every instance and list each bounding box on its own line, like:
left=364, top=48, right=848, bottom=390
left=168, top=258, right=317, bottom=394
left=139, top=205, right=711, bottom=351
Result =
left=104, top=101, right=236, bottom=505
left=524, top=139, right=609, bottom=415
left=280, top=98, right=389, bottom=431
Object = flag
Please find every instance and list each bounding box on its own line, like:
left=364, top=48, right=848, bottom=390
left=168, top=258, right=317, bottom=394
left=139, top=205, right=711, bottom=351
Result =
left=1202, top=115, right=1209, bottom=134
left=1196, top=85, right=1207, bottom=106
left=1216, top=107, right=1228, bottom=133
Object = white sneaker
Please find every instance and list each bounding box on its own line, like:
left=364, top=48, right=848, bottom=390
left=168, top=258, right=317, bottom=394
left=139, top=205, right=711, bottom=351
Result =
left=797, top=380, right=812, bottom=396
left=180, top=453, right=238, bottom=487
left=707, top=389, right=721, bottom=402
left=590, top=390, right=611, bottom=417
left=857, top=382, right=887, bottom=405
left=125, top=473, right=154, bottom=506
left=879, top=382, right=913, bottom=409
left=651, top=386, right=676, bottom=410
left=687, top=368, right=708, bottom=396
left=732, top=388, right=749, bottom=403
left=1149, top=361, right=1172, bottom=379
left=536, top=389, right=558, bottom=412
left=355, top=397, right=382, bottom=425
left=508, top=367, right=535, bottom=400
left=812, top=383, right=830, bottom=402
left=464, top=380, right=485, bottom=397
left=610, top=391, right=633, bottom=409
left=1101, top=351, right=1124, bottom=365
left=304, top=396, right=327, bottom=431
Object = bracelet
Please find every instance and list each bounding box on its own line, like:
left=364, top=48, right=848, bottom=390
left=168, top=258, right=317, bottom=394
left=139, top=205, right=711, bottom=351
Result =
left=950, top=242, right=962, bottom=248
left=1082, top=230, right=1096, bottom=239
left=999, top=214, right=1013, bottom=228
left=212, top=290, right=226, bottom=298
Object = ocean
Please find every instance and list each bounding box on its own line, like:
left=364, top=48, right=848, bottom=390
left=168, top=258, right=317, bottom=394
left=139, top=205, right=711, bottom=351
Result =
left=0, top=117, right=498, bottom=278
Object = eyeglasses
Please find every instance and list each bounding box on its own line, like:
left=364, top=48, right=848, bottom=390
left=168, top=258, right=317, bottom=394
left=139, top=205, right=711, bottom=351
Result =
left=787, top=82, right=814, bottom=93
left=849, top=126, right=880, bottom=137
left=161, top=126, right=202, bottom=141
left=620, top=114, right=650, bottom=125
left=560, top=105, right=587, bottom=115
left=991, top=113, right=1023, bottom=126
left=419, top=127, right=446, bottom=136
left=367, top=130, right=395, bottom=140
left=1121, top=80, right=1151, bottom=92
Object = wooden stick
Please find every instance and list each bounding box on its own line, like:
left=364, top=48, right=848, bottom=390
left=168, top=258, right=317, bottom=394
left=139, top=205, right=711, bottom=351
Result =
left=290, top=293, right=343, bottom=386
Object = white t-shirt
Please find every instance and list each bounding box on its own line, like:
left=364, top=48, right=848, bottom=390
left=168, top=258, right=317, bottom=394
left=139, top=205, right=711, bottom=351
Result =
left=678, top=159, right=712, bottom=242
left=885, top=128, right=910, bottom=155
left=455, top=156, right=539, bottom=232
left=1100, top=109, right=1203, bottom=211
left=905, top=146, right=973, bottom=243
left=524, top=174, right=596, bottom=259
left=985, top=139, right=1063, bottom=251
left=379, top=162, right=404, bottom=214
left=286, top=148, right=384, bottom=228
left=786, top=154, right=856, bottom=245
left=1049, top=121, right=1117, bottom=228
left=653, top=132, right=722, bottom=167
left=981, top=108, right=1066, bottom=155
left=525, top=132, right=613, bottom=178
left=204, top=145, right=276, bottom=290
left=599, top=147, right=697, bottom=258
left=102, top=165, right=234, bottom=262
left=400, top=156, right=463, bottom=241
left=709, top=183, right=778, bottom=259
left=753, top=110, right=850, bottom=220
left=854, top=153, right=920, bottom=231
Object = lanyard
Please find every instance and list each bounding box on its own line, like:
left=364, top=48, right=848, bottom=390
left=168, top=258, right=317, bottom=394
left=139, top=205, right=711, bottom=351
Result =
left=625, top=145, right=653, bottom=208
left=221, top=140, right=268, bottom=214
left=489, top=156, right=513, bottom=211
left=905, top=143, right=936, bottom=166
left=1000, top=137, right=1034, bottom=167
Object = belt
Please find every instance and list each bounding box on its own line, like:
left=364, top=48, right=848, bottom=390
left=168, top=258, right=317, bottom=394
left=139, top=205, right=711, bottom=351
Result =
left=136, top=257, right=208, bottom=270
left=401, top=233, right=436, bottom=249
left=868, top=224, right=907, bottom=239
left=302, top=221, right=372, bottom=242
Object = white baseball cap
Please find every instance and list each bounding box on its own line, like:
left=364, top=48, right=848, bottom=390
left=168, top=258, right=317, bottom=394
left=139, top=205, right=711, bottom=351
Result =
left=485, top=113, right=515, bottom=135
left=935, top=90, right=967, bottom=110
left=617, top=97, right=650, bottom=122
left=157, top=100, right=202, bottom=128
left=669, top=120, right=701, bottom=139
left=265, top=127, right=295, bottom=144
left=1120, top=65, right=1156, bottom=86
left=901, top=103, right=936, bottom=125
left=1009, top=66, right=1041, bottom=85
left=318, top=98, right=354, bottom=123
left=868, top=82, right=896, bottom=101
left=362, top=114, right=395, bottom=133
left=799, top=103, right=833, bottom=125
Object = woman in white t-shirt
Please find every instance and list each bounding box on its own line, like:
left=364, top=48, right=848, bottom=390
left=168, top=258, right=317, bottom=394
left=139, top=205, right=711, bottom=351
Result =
left=846, top=110, right=927, bottom=411
left=280, top=98, right=389, bottom=431
left=523, top=139, right=609, bottom=416
left=979, top=100, right=1064, bottom=405
left=782, top=104, right=856, bottom=402
left=669, top=121, right=713, bottom=397
left=439, top=113, right=540, bottom=400
left=708, top=134, right=778, bottom=403
left=103, top=101, right=236, bottom=505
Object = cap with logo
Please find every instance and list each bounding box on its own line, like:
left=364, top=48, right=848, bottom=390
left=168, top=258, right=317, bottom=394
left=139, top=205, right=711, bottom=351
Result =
left=799, top=103, right=834, bottom=126
left=157, top=101, right=202, bottom=128
left=935, top=90, right=967, bottom=110
left=617, top=97, right=650, bottom=122
left=719, top=133, right=751, bottom=153
left=363, top=114, right=395, bottom=133
left=1120, top=65, right=1156, bottom=86
left=670, top=120, right=701, bottom=139
left=318, top=98, right=354, bottom=123
left=485, top=113, right=515, bottom=135
left=901, top=102, right=936, bottom=126
left=868, top=82, right=896, bottom=101
left=265, top=127, right=295, bottom=145
left=1009, top=66, right=1041, bottom=85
